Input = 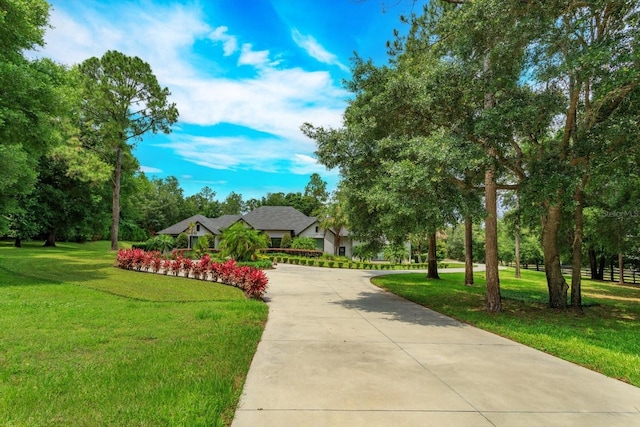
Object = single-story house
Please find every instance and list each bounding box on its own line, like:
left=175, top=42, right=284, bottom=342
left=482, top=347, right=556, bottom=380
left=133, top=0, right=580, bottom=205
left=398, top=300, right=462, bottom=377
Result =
left=157, top=206, right=354, bottom=257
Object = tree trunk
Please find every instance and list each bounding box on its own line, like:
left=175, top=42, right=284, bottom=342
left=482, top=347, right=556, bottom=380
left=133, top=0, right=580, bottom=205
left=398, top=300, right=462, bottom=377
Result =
left=110, top=146, right=122, bottom=251
left=43, top=231, right=56, bottom=247
left=464, top=215, right=474, bottom=285
left=14, top=237, right=21, bottom=248
left=541, top=204, right=568, bottom=309
left=598, top=254, right=605, bottom=280
left=618, top=252, right=624, bottom=284
left=484, top=163, right=502, bottom=312
left=514, top=196, right=521, bottom=279
left=426, top=231, right=440, bottom=279
left=417, top=241, right=423, bottom=264
left=483, top=51, right=501, bottom=313
left=333, top=231, right=341, bottom=256
left=610, top=257, right=615, bottom=282
left=571, top=187, right=584, bottom=309
left=589, top=247, right=598, bottom=280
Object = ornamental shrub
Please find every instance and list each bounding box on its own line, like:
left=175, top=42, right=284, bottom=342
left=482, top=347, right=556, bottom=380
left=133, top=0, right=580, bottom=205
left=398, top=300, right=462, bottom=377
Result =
left=280, top=233, right=292, bottom=248
left=194, top=234, right=211, bottom=257
left=219, top=223, right=269, bottom=261
left=116, top=249, right=270, bottom=299
left=176, top=232, right=189, bottom=249
left=291, top=236, right=316, bottom=250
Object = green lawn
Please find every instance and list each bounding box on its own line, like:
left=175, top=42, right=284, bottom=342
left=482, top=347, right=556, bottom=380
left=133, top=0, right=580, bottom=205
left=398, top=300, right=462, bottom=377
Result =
left=0, top=240, right=267, bottom=426
left=372, top=268, right=640, bottom=387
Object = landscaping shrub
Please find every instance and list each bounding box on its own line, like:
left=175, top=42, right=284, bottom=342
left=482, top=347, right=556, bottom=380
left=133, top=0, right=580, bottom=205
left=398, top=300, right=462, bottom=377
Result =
left=291, top=236, right=316, bottom=250
left=194, top=235, right=211, bottom=258
left=318, top=260, right=325, bottom=267
left=115, top=249, right=269, bottom=299
left=237, top=260, right=273, bottom=269
left=261, top=248, right=323, bottom=258
left=175, top=232, right=189, bottom=249
left=280, top=233, right=292, bottom=248
left=219, top=223, right=269, bottom=261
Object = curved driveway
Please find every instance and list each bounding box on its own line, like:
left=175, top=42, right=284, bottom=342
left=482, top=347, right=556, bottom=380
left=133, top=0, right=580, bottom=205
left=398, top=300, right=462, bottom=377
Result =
left=232, top=264, right=640, bottom=427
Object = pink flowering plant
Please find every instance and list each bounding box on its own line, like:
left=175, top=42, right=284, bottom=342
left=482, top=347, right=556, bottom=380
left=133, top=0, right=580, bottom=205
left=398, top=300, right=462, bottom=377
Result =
left=115, top=249, right=268, bottom=299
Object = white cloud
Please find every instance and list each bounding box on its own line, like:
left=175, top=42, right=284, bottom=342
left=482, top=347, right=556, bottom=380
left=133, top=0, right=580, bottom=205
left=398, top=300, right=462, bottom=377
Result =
left=139, top=166, right=162, bottom=173
left=290, top=153, right=336, bottom=176
left=209, top=26, right=238, bottom=56
left=238, top=43, right=271, bottom=67
left=291, top=28, right=349, bottom=72
left=36, top=2, right=348, bottom=177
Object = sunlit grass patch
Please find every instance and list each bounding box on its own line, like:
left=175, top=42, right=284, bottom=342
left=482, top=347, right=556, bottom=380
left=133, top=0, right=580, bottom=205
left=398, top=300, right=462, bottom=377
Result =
left=0, top=241, right=267, bottom=426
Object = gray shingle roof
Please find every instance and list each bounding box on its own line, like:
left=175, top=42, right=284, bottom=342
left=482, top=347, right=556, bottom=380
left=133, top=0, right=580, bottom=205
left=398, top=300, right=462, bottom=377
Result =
left=209, top=214, right=242, bottom=231
left=158, top=207, right=317, bottom=237
left=157, top=214, right=223, bottom=235
left=240, top=206, right=317, bottom=235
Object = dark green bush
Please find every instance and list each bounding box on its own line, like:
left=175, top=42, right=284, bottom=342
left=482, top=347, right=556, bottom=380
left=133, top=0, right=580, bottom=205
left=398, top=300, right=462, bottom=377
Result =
left=176, top=232, right=189, bottom=249
left=281, top=233, right=292, bottom=248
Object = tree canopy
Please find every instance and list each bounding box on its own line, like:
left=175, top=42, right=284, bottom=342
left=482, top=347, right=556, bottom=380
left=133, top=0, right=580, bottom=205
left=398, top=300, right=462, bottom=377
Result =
left=77, top=50, right=179, bottom=250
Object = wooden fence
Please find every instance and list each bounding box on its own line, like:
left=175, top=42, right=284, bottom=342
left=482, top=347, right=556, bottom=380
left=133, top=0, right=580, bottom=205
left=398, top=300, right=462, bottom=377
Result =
left=519, top=264, right=640, bottom=284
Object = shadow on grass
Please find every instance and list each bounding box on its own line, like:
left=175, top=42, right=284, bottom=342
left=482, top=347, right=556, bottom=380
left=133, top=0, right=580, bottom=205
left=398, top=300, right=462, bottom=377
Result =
left=0, top=255, right=111, bottom=288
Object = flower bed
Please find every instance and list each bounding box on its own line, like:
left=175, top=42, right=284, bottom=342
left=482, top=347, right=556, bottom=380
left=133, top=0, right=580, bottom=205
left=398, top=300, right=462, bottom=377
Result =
left=116, top=248, right=268, bottom=299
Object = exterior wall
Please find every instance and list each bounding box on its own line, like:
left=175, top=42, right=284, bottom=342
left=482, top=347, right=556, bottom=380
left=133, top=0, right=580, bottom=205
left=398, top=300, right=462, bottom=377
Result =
left=320, top=232, right=353, bottom=258
left=299, top=223, right=329, bottom=253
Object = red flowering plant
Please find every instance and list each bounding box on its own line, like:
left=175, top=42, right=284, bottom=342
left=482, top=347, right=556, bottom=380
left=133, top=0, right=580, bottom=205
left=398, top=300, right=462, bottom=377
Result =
left=116, top=249, right=135, bottom=270
left=151, top=254, right=163, bottom=273
left=132, top=248, right=146, bottom=271
left=243, top=268, right=269, bottom=299
left=161, top=258, right=172, bottom=275
left=182, top=258, right=194, bottom=278
left=115, top=249, right=268, bottom=299
left=170, top=256, right=183, bottom=276
left=218, top=259, right=237, bottom=284
left=142, top=251, right=159, bottom=272
left=208, top=262, right=221, bottom=282
left=192, top=255, right=210, bottom=280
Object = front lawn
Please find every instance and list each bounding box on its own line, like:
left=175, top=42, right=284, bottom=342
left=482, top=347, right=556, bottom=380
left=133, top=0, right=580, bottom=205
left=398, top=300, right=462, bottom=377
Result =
left=372, top=269, right=640, bottom=387
left=0, top=241, right=267, bottom=426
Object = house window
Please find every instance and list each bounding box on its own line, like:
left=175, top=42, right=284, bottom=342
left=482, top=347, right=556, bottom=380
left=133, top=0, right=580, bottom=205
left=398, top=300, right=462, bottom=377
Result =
left=339, top=246, right=346, bottom=257
left=315, top=226, right=319, bottom=233
left=196, top=224, right=201, bottom=232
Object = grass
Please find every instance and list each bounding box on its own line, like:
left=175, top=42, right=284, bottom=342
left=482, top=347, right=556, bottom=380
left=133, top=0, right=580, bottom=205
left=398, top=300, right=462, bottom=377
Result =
left=372, top=268, right=640, bottom=387
left=0, top=240, right=268, bottom=426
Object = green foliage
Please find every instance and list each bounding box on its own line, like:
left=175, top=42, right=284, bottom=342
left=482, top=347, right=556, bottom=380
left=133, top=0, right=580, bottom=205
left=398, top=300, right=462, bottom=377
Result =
left=280, top=233, right=292, bottom=248
left=183, top=186, right=221, bottom=218
left=219, top=223, right=268, bottom=262
left=144, top=234, right=175, bottom=253
left=220, top=191, right=244, bottom=215
left=435, top=238, right=447, bottom=261
left=194, top=235, right=211, bottom=257
left=0, top=241, right=267, bottom=425
left=383, top=243, right=409, bottom=264
left=175, top=233, right=189, bottom=249
left=290, top=236, right=316, bottom=250
left=118, top=219, right=148, bottom=242
left=0, top=1, right=73, bottom=235
left=78, top=50, right=179, bottom=249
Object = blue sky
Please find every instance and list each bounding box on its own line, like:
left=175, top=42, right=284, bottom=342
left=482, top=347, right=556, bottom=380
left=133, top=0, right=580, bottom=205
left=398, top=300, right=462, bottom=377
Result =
left=34, top=0, right=417, bottom=199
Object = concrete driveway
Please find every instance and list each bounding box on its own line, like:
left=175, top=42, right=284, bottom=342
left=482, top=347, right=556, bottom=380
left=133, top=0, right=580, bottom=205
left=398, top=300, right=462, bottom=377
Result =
left=232, top=264, right=640, bottom=427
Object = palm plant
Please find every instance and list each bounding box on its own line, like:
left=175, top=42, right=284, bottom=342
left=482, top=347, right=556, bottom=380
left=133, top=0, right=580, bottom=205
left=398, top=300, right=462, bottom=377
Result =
left=218, top=223, right=268, bottom=261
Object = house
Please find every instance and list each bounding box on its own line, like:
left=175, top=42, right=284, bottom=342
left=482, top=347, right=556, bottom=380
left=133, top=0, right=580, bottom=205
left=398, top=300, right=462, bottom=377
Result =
left=157, top=206, right=354, bottom=257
